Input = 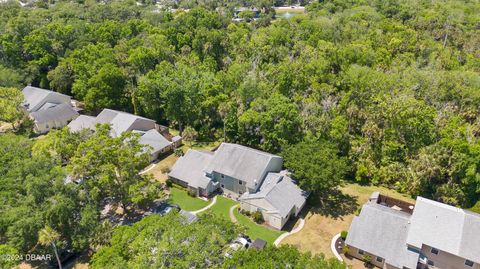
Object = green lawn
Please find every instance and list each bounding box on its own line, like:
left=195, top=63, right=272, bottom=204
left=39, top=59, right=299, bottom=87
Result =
left=233, top=208, right=283, bottom=244
left=207, top=195, right=237, bottom=220
left=168, top=186, right=209, bottom=211
left=470, top=200, right=480, bottom=214
left=204, top=195, right=283, bottom=245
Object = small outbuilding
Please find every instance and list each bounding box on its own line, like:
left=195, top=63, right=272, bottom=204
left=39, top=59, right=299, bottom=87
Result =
left=251, top=238, right=267, bottom=250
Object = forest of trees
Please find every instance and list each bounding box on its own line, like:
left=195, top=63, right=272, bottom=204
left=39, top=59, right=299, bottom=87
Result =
left=0, top=0, right=479, bottom=267
left=3, top=0, right=476, bottom=207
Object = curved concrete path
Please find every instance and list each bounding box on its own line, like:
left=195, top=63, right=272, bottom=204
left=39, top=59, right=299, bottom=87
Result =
left=273, top=218, right=305, bottom=247
left=331, top=233, right=344, bottom=262
left=191, top=196, right=217, bottom=215
left=139, top=163, right=157, bottom=175
left=229, top=204, right=239, bottom=223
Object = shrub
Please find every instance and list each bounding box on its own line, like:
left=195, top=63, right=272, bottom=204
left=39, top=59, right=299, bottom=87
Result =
left=342, top=245, right=350, bottom=255
left=174, top=148, right=184, bottom=157
left=160, top=166, right=171, bottom=174
left=187, top=189, right=197, bottom=197
left=165, top=179, right=173, bottom=188
left=239, top=209, right=250, bottom=216
left=363, top=255, right=373, bottom=267
left=252, top=211, right=264, bottom=224
left=355, top=207, right=362, bottom=216
left=340, top=231, right=348, bottom=240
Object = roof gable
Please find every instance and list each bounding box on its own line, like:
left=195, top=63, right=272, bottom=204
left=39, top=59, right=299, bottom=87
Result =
left=30, top=103, right=79, bottom=124
left=346, top=203, right=419, bottom=269
left=406, top=197, right=480, bottom=263
left=239, top=172, right=307, bottom=218
left=22, top=86, right=71, bottom=112
left=205, top=143, right=283, bottom=189
left=168, top=150, right=214, bottom=189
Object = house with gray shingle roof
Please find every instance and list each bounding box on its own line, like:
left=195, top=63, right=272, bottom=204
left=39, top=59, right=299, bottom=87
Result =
left=205, top=143, right=284, bottom=195
left=239, top=171, right=307, bottom=229
left=345, top=192, right=480, bottom=269
left=22, top=86, right=79, bottom=133
left=168, top=150, right=217, bottom=197
left=68, top=108, right=179, bottom=161
left=168, top=143, right=306, bottom=229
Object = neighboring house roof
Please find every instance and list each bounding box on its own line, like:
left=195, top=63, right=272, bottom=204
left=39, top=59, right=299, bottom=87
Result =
left=138, top=129, right=172, bottom=153
left=239, top=172, right=307, bottom=218
left=346, top=203, right=419, bottom=269
left=180, top=210, right=198, bottom=224
left=68, top=108, right=156, bottom=136
left=22, top=86, right=71, bottom=112
left=38, top=102, right=58, bottom=110
left=205, top=143, right=283, bottom=190
left=95, top=109, right=156, bottom=137
left=168, top=150, right=214, bottom=189
left=30, top=103, right=79, bottom=124
left=406, top=197, right=480, bottom=263
left=251, top=238, right=267, bottom=250
left=68, top=115, right=96, bottom=132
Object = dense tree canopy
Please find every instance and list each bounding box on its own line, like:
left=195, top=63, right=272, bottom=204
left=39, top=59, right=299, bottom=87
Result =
left=0, top=126, right=163, bottom=266
left=223, top=245, right=346, bottom=269
left=0, top=0, right=479, bottom=220
left=90, top=212, right=345, bottom=269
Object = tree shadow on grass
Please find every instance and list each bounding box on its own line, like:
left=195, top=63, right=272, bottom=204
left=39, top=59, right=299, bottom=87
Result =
left=309, top=188, right=359, bottom=220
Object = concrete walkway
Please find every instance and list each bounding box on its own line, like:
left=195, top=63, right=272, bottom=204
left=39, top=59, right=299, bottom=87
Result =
left=331, top=233, right=344, bottom=262
left=139, top=163, right=157, bottom=175
left=229, top=204, right=239, bottom=223
left=191, top=195, right=217, bottom=215
left=273, top=218, right=305, bottom=246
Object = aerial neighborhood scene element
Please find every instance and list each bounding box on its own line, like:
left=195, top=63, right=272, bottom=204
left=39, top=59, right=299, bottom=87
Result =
left=0, top=0, right=479, bottom=269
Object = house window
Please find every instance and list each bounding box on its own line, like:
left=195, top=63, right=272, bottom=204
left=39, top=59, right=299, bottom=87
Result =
left=358, top=249, right=364, bottom=255
left=407, top=246, right=420, bottom=254
left=430, top=248, right=439, bottom=255
left=465, top=260, right=474, bottom=267
left=239, top=181, right=243, bottom=185
left=221, top=174, right=224, bottom=179
left=376, top=257, right=383, bottom=263
left=427, top=261, right=434, bottom=266
left=221, top=184, right=224, bottom=188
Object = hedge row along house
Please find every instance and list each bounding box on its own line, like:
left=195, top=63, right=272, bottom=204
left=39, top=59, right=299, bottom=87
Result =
left=345, top=192, right=480, bottom=269
left=168, top=143, right=308, bottom=230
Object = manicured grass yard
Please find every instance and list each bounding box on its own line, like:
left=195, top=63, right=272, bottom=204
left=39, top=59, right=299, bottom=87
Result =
left=233, top=208, right=283, bottom=245
left=208, top=195, right=237, bottom=220
left=281, top=183, right=415, bottom=263
left=168, top=186, right=209, bottom=211
left=205, top=196, right=282, bottom=245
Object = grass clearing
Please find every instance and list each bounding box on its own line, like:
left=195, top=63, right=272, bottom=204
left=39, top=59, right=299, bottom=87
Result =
left=233, top=208, right=283, bottom=245
left=207, top=195, right=238, bottom=220
left=144, top=154, right=178, bottom=183
left=181, top=140, right=221, bottom=152
left=167, top=186, right=209, bottom=211
left=205, top=196, right=282, bottom=245
left=281, top=183, right=414, bottom=263
left=470, top=200, right=480, bottom=214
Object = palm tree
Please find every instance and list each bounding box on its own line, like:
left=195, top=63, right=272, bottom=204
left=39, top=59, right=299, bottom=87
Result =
left=38, top=226, right=62, bottom=269
left=182, top=126, right=198, bottom=148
